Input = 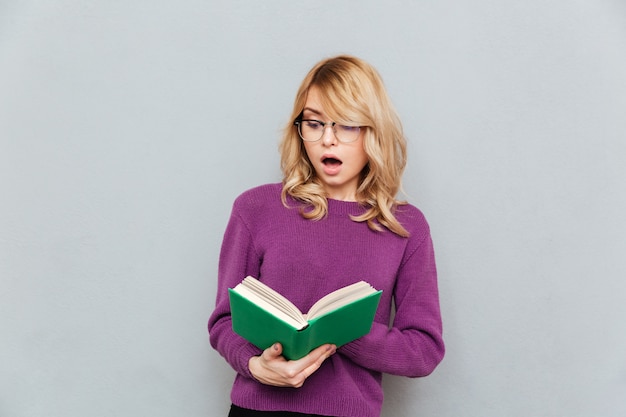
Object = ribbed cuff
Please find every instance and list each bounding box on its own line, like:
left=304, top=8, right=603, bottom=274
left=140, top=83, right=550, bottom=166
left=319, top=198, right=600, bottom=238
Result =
left=233, top=342, right=263, bottom=379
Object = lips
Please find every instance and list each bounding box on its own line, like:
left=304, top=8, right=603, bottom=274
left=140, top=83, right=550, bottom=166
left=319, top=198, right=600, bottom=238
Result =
left=323, top=157, right=342, bottom=166
left=321, top=154, right=342, bottom=175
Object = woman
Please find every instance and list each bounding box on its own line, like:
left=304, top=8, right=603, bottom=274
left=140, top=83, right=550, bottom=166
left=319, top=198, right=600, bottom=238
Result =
left=208, top=55, right=444, bottom=417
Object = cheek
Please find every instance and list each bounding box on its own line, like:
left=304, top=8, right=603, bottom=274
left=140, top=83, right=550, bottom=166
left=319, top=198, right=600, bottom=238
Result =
left=302, top=143, right=319, bottom=174
left=302, top=142, right=316, bottom=161
left=353, top=144, right=370, bottom=169
left=357, top=155, right=370, bottom=172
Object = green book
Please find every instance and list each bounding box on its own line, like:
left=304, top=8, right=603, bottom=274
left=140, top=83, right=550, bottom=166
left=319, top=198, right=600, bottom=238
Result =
left=229, top=276, right=382, bottom=360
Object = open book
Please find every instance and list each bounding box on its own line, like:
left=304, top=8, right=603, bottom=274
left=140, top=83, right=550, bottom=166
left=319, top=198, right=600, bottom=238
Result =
left=229, top=276, right=382, bottom=360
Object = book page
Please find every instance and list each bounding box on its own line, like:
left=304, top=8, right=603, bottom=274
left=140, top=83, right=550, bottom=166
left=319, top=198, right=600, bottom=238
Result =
left=234, top=277, right=308, bottom=329
left=305, top=281, right=377, bottom=321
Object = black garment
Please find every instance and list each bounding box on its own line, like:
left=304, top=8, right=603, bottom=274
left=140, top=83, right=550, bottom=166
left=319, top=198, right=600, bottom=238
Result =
left=228, top=404, right=331, bottom=417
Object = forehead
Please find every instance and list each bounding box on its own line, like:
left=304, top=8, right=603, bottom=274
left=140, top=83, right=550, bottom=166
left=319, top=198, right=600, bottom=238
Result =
left=301, top=84, right=359, bottom=124
left=303, top=86, right=326, bottom=116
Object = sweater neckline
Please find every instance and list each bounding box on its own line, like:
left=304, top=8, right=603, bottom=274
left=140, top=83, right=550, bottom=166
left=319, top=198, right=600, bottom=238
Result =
left=326, top=198, right=368, bottom=216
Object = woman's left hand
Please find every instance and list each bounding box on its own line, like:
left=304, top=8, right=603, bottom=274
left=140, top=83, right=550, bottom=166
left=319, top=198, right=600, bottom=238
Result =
left=248, top=342, right=336, bottom=388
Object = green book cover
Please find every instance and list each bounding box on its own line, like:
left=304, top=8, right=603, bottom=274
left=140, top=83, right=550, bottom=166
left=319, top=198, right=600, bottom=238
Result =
left=228, top=279, right=382, bottom=360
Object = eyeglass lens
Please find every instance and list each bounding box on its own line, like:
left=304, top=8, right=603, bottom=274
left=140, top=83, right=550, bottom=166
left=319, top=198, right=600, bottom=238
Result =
left=298, top=120, right=360, bottom=143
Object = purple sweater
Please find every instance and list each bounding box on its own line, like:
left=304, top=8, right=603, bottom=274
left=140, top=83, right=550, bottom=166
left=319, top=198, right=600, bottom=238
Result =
left=208, top=183, right=444, bottom=417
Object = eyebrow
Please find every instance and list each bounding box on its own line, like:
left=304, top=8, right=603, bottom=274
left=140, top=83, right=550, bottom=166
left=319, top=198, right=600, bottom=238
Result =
left=302, top=107, right=323, bottom=117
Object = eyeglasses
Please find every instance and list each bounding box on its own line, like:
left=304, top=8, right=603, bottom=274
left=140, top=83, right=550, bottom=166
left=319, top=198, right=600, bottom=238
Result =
left=294, top=119, right=362, bottom=143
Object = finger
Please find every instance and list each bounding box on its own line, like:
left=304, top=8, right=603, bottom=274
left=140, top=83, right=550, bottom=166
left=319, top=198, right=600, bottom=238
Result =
left=302, top=344, right=336, bottom=364
left=294, top=344, right=336, bottom=373
left=292, top=345, right=336, bottom=386
left=262, top=343, right=283, bottom=360
left=271, top=344, right=334, bottom=385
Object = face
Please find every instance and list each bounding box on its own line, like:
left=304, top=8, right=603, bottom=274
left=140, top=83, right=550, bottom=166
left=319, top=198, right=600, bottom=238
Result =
left=301, top=86, right=369, bottom=201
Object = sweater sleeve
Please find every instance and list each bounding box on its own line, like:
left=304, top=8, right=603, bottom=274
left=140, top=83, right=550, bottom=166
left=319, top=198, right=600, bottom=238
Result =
left=339, top=233, right=445, bottom=377
left=207, top=202, right=263, bottom=378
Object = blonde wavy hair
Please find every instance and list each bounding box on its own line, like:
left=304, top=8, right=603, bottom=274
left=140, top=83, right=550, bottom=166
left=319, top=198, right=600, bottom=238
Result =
left=279, top=55, right=409, bottom=237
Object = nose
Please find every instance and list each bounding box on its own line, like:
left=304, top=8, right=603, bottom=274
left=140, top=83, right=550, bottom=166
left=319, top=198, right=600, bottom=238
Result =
left=320, top=124, right=338, bottom=146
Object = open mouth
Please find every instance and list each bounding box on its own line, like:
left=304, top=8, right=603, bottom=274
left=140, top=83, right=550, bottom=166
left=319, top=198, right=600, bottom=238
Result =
left=322, top=157, right=342, bottom=167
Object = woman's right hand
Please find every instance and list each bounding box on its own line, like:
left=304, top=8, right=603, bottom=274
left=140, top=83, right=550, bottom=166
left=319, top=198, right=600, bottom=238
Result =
left=248, top=342, right=336, bottom=388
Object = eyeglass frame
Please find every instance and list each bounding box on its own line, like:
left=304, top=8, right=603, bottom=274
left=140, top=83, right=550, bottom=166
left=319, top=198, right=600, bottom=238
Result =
left=293, top=118, right=363, bottom=143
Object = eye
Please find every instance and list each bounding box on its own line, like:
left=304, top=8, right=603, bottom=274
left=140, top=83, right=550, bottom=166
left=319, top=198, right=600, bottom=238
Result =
left=337, top=125, right=359, bottom=132
left=304, top=120, right=323, bottom=130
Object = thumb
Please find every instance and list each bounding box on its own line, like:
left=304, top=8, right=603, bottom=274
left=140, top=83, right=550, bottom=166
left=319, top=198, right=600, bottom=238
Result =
left=264, top=342, right=283, bottom=359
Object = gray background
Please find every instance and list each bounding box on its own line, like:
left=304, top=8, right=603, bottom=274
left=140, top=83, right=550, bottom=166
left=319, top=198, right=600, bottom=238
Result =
left=1, top=1, right=625, bottom=416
